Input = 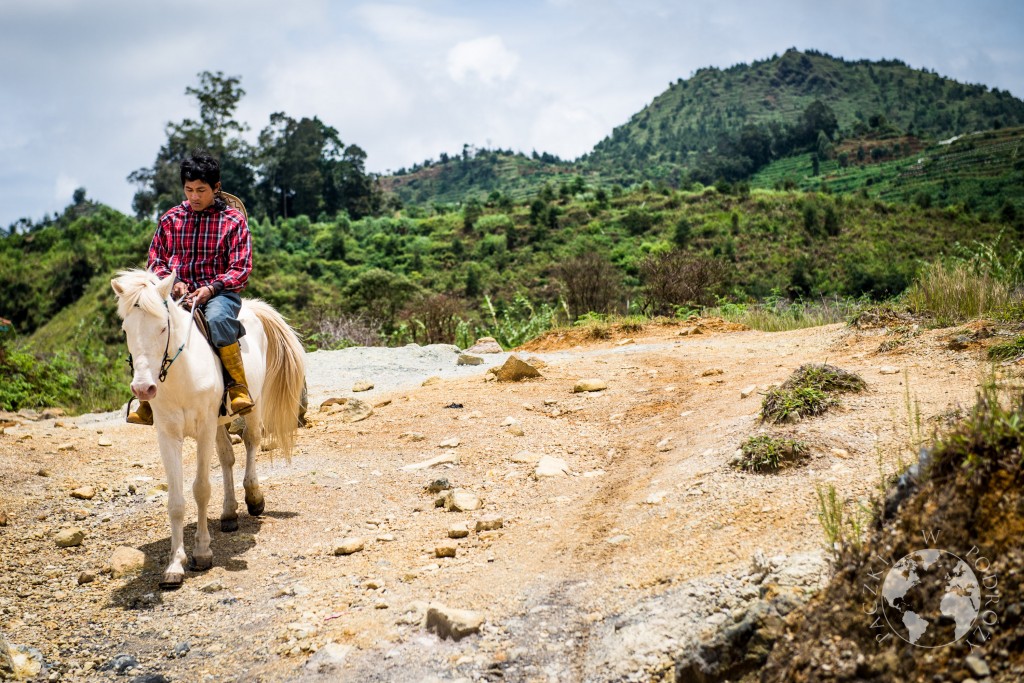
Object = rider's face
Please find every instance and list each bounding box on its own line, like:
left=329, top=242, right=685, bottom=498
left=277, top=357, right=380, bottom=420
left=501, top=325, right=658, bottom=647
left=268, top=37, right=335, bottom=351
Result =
left=183, top=180, right=220, bottom=212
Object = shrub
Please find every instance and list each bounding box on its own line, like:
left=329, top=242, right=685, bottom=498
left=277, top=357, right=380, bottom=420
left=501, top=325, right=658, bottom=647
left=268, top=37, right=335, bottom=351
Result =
left=734, top=435, right=808, bottom=472
left=307, top=313, right=383, bottom=349
left=927, top=382, right=1024, bottom=481
left=554, top=252, right=622, bottom=320
left=639, top=250, right=725, bottom=315
left=400, top=293, right=466, bottom=345
left=904, top=261, right=1011, bottom=326
left=761, top=363, right=866, bottom=423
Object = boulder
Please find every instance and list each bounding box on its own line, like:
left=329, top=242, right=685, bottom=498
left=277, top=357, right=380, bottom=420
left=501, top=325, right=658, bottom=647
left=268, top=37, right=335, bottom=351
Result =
left=491, top=356, right=542, bottom=382
left=425, top=605, right=485, bottom=641
left=465, top=337, right=503, bottom=354
left=109, top=546, right=146, bottom=577
left=535, top=455, right=569, bottom=478
left=573, top=379, right=608, bottom=393
left=55, top=527, right=85, bottom=548
left=457, top=354, right=484, bottom=366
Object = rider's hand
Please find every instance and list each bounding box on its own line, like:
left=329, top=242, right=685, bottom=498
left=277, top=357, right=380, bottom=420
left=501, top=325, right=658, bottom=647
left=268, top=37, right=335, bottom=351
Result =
left=183, top=285, right=214, bottom=310
left=172, top=282, right=189, bottom=301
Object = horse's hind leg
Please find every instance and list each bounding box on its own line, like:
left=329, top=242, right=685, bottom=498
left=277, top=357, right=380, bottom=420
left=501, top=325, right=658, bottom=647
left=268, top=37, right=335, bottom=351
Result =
left=190, top=420, right=216, bottom=572
left=242, top=411, right=265, bottom=517
left=216, top=426, right=239, bottom=532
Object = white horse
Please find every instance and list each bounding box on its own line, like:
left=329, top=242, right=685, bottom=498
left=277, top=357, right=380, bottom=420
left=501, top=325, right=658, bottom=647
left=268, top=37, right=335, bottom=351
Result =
left=111, top=270, right=306, bottom=589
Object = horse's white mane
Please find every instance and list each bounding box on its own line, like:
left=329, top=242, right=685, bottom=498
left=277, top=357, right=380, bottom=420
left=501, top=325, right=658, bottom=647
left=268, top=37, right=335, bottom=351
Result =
left=114, top=269, right=170, bottom=319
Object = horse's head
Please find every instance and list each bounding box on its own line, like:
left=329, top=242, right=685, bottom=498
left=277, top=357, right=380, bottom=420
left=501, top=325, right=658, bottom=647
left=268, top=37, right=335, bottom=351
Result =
left=111, top=270, right=176, bottom=401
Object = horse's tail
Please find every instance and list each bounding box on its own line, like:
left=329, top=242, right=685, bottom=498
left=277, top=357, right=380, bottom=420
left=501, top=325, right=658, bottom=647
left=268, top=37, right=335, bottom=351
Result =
left=247, top=300, right=306, bottom=460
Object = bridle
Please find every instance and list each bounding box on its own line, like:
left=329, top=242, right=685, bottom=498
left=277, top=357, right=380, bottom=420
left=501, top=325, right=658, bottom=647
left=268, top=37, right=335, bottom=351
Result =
left=126, top=296, right=198, bottom=383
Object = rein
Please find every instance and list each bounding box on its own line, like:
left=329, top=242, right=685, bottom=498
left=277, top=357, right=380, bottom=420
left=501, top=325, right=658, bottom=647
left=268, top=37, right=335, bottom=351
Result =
left=127, top=297, right=198, bottom=383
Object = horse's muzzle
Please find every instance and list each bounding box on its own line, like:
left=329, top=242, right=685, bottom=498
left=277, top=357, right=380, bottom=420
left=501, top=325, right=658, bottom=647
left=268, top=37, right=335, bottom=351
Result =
left=131, top=382, right=157, bottom=401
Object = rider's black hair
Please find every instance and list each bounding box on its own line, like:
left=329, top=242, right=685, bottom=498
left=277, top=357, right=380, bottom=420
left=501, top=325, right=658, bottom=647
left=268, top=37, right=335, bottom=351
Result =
left=180, top=150, right=221, bottom=188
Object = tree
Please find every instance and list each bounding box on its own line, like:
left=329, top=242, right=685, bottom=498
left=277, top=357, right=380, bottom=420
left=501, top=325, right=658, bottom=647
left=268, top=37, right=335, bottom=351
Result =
left=257, top=114, right=378, bottom=220
left=554, top=252, right=622, bottom=320
left=128, top=71, right=255, bottom=218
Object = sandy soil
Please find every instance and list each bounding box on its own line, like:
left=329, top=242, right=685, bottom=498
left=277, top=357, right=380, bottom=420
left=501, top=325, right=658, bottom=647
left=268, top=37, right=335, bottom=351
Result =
left=0, top=318, right=999, bottom=682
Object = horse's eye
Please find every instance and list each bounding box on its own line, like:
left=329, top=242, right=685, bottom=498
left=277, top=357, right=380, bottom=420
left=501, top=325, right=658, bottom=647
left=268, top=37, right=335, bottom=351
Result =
left=133, top=303, right=140, bottom=308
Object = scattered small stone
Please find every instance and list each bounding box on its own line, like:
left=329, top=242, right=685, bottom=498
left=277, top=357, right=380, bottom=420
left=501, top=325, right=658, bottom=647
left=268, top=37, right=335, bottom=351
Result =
left=506, top=424, right=525, bottom=437
left=352, top=381, right=374, bottom=393
left=964, top=656, right=991, bottom=678
left=656, top=437, right=673, bottom=452
left=376, top=533, right=395, bottom=542
left=535, top=455, right=569, bottom=478
left=615, top=338, right=635, bottom=346
left=425, top=605, right=485, bottom=641
left=200, top=581, right=225, bottom=593
left=132, top=674, right=171, bottom=683
left=426, top=478, right=451, bottom=493
left=491, top=356, right=542, bottom=382
left=109, top=546, right=146, bottom=577
left=457, top=354, right=484, bottom=366
left=573, top=379, right=608, bottom=393
left=400, top=431, right=426, bottom=442
left=231, top=434, right=242, bottom=445
left=448, top=523, right=470, bottom=539
left=333, top=537, right=365, bottom=556
left=305, top=642, right=353, bottom=673
left=98, top=436, right=113, bottom=447
left=701, top=368, right=724, bottom=377
left=475, top=515, right=504, bottom=532
left=831, top=448, right=850, bottom=458
left=643, top=491, right=668, bottom=505
left=435, top=543, right=457, bottom=558
left=55, top=527, right=85, bottom=547
left=443, top=402, right=464, bottom=409
left=57, top=442, right=76, bottom=451
left=71, top=485, right=96, bottom=500
left=439, top=437, right=460, bottom=448
left=879, top=366, right=901, bottom=375
left=77, top=571, right=97, bottom=585
left=337, top=399, right=373, bottom=423
left=36, top=468, right=51, bottom=477
left=0, top=511, right=7, bottom=527
left=445, top=489, right=483, bottom=512
left=606, top=534, right=631, bottom=545
left=422, top=376, right=441, bottom=386
left=400, top=452, right=459, bottom=471
left=100, top=654, right=139, bottom=674
left=740, top=385, right=758, bottom=399
left=510, top=450, right=542, bottom=464
left=465, top=337, right=503, bottom=354
left=172, top=641, right=191, bottom=658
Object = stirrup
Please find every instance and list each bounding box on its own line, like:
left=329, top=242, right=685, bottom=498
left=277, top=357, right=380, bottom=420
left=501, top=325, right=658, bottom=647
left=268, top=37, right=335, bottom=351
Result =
left=125, top=397, right=154, bottom=425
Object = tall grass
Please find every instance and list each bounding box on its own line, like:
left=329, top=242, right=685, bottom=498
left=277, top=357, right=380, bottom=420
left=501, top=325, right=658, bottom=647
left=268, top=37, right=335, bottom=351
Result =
left=703, top=295, right=865, bottom=332
left=904, top=261, right=1012, bottom=326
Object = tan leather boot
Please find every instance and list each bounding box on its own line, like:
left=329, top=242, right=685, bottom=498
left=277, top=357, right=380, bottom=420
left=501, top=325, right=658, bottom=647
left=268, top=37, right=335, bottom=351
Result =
left=217, top=342, right=255, bottom=416
left=126, top=400, right=154, bottom=425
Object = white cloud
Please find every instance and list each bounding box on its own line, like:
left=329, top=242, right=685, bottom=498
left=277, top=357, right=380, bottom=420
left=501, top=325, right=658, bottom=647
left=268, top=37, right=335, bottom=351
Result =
left=447, top=36, right=519, bottom=85
left=54, top=172, right=79, bottom=203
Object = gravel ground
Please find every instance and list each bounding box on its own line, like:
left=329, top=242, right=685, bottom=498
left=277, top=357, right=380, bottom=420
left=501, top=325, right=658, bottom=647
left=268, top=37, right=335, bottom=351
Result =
left=0, top=320, right=1000, bottom=682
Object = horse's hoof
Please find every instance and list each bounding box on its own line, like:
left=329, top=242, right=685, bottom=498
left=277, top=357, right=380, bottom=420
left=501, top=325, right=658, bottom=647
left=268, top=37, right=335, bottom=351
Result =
left=189, top=555, right=213, bottom=572
left=159, top=572, right=184, bottom=590
left=246, top=498, right=265, bottom=517
left=221, top=517, right=239, bottom=533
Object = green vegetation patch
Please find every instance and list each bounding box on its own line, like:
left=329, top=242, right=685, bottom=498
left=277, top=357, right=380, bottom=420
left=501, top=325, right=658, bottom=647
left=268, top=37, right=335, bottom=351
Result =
left=761, top=363, right=866, bottom=423
left=734, top=435, right=809, bottom=473
left=987, top=335, right=1024, bottom=361
left=928, top=384, right=1024, bottom=481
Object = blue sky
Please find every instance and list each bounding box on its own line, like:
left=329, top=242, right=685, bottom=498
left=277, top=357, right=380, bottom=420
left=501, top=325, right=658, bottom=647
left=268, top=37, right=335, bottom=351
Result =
left=1, top=0, right=1022, bottom=226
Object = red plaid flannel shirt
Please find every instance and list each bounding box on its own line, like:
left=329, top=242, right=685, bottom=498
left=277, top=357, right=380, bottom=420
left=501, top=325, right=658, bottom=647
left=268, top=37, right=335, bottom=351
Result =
left=148, top=200, right=252, bottom=293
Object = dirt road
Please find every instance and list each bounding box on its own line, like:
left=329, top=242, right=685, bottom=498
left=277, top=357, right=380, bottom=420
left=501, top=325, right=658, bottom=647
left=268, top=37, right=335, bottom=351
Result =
left=0, top=319, right=992, bottom=681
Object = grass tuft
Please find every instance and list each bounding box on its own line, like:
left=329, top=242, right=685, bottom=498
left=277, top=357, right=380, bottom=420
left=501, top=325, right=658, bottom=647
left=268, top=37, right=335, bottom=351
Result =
left=904, top=261, right=1012, bottom=326
left=761, top=363, right=866, bottom=423
left=734, top=435, right=808, bottom=472
left=987, top=334, right=1024, bottom=361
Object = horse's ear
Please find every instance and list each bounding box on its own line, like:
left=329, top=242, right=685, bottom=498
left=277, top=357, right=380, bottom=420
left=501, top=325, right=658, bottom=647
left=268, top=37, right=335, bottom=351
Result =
left=156, top=272, right=175, bottom=299
left=111, top=279, right=124, bottom=297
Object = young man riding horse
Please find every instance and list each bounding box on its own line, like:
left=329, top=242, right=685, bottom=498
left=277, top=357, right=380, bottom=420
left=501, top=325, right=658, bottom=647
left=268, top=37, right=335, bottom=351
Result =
left=127, top=150, right=255, bottom=424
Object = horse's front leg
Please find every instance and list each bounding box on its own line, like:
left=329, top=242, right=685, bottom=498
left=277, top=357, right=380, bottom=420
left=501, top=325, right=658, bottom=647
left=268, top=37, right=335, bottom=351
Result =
left=190, top=419, right=217, bottom=571
left=216, top=426, right=239, bottom=532
left=157, top=425, right=188, bottom=589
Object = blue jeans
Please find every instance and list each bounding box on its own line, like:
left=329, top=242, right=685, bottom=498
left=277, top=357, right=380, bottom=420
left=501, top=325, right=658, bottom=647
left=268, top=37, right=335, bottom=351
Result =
left=203, top=292, right=246, bottom=348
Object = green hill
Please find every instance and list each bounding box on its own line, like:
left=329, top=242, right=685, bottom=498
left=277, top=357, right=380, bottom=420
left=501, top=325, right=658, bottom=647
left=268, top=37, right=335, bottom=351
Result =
left=751, top=125, right=1024, bottom=216
left=582, top=48, right=1024, bottom=186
